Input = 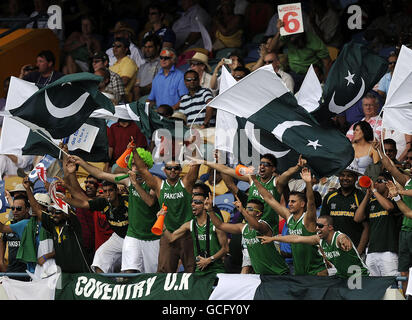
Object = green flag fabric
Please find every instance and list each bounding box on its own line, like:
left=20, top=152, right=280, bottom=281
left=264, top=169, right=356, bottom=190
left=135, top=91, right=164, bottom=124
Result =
left=209, top=66, right=354, bottom=177
left=9, top=73, right=114, bottom=139
left=313, top=41, right=388, bottom=123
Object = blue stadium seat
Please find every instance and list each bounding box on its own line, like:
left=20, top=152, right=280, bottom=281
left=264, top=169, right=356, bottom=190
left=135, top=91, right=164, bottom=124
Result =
left=237, top=180, right=250, bottom=192
left=214, top=193, right=235, bottom=216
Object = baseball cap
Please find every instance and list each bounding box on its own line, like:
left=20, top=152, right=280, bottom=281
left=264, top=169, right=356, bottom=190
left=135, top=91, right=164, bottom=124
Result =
left=92, top=51, right=109, bottom=61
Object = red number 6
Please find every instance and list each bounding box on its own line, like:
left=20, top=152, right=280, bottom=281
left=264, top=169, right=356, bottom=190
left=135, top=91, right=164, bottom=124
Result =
left=283, top=11, right=300, bottom=33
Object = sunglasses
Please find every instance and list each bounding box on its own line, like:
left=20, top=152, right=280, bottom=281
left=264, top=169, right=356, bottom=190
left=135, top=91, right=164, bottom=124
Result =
left=260, top=161, right=273, bottom=167
left=264, top=60, right=274, bottom=64
left=47, top=206, right=64, bottom=215
left=112, top=44, right=124, bottom=48
left=184, top=77, right=198, bottom=81
left=316, top=223, right=325, bottom=228
left=165, top=165, right=181, bottom=171
left=92, top=59, right=103, bottom=63
left=160, top=56, right=172, bottom=60
left=11, top=206, right=23, bottom=211
left=192, top=199, right=204, bottom=204
left=376, top=179, right=387, bottom=184
left=406, top=156, right=412, bottom=160
left=245, top=206, right=261, bottom=213
left=388, top=61, right=396, bottom=65
left=190, top=61, right=202, bottom=66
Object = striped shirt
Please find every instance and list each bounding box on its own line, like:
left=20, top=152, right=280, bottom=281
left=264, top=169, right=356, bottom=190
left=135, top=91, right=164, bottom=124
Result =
left=179, top=88, right=214, bottom=126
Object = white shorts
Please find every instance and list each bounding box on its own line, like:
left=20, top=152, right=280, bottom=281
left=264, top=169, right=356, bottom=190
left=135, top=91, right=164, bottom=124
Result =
left=366, top=251, right=400, bottom=277
left=121, top=236, right=160, bottom=273
left=91, top=233, right=123, bottom=273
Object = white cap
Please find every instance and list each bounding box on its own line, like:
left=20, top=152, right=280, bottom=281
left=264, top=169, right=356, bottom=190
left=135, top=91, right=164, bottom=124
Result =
left=34, top=193, right=51, bottom=207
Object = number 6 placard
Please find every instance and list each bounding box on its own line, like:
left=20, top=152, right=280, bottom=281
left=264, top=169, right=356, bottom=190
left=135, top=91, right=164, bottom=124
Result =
left=278, top=2, right=304, bottom=36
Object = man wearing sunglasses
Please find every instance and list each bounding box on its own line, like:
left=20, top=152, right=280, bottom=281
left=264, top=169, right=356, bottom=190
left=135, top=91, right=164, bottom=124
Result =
left=209, top=196, right=289, bottom=275
left=164, top=193, right=228, bottom=275
left=260, top=215, right=369, bottom=278
left=0, top=195, right=30, bottom=274
left=354, top=173, right=401, bottom=277
left=132, top=149, right=200, bottom=273
left=147, top=48, right=188, bottom=110
left=179, top=70, right=215, bottom=128
left=250, top=168, right=327, bottom=276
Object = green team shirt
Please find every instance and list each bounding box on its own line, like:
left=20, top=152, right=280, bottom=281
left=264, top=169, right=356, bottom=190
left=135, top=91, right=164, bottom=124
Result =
left=319, top=231, right=369, bottom=278
left=320, top=188, right=366, bottom=248
left=248, top=176, right=280, bottom=232
left=401, top=179, right=412, bottom=231
left=190, top=218, right=225, bottom=275
left=242, top=221, right=289, bottom=275
left=127, top=182, right=160, bottom=241
left=159, top=179, right=193, bottom=233
left=287, top=213, right=325, bottom=275
left=367, top=197, right=400, bottom=253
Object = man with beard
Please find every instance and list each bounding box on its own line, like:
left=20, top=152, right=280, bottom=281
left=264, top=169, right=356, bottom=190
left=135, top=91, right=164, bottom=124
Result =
left=133, top=34, right=161, bottom=100
left=165, top=192, right=228, bottom=275
left=320, top=168, right=369, bottom=257
left=260, top=215, right=369, bottom=277
left=132, top=151, right=200, bottom=273
left=250, top=167, right=327, bottom=276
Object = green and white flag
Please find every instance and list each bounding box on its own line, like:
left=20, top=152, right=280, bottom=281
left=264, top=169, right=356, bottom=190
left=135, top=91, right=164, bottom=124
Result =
left=313, top=41, right=387, bottom=123
left=8, top=73, right=114, bottom=139
left=209, top=65, right=354, bottom=177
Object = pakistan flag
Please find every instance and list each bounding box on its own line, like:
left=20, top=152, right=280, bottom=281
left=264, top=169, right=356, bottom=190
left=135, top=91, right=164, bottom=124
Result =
left=209, top=65, right=354, bottom=177
left=9, top=73, right=114, bottom=139
left=312, top=41, right=388, bottom=123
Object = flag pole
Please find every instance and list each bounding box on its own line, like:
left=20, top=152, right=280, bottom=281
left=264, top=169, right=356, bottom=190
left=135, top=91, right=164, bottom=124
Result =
left=31, top=129, right=70, bottom=158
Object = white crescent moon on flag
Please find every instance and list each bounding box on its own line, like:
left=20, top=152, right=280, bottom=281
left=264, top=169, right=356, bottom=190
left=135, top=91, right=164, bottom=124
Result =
left=45, top=90, right=90, bottom=118
left=272, top=121, right=311, bottom=142
left=328, top=77, right=365, bottom=114
left=244, top=121, right=290, bottom=158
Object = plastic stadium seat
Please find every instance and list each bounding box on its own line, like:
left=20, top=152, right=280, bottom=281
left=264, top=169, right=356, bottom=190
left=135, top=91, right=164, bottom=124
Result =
left=4, top=176, right=23, bottom=191
left=214, top=193, right=235, bottom=216
left=237, top=180, right=250, bottom=192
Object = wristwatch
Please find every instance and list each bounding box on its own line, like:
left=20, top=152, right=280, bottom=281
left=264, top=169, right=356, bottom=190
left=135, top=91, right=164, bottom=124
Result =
left=210, top=255, right=215, bottom=262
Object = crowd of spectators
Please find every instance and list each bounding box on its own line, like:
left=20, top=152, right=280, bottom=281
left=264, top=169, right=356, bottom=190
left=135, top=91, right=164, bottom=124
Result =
left=1, top=0, right=412, bottom=299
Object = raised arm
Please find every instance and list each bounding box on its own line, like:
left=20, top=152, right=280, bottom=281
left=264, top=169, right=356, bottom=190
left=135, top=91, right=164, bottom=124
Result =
left=301, top=167, right=317, bottom=231
left=58, top=192, right=90, bottom=209
left=132, top=148, right=162, bottom=196
left=388, top=181, right=412, bottom=219
left=128, top=171, right=157, bottom=207
left=250, top=175, right=290, bottom=220
left=69, top=155, right=121, bottom=185
left=22, top=176, right=42, bottom=218
left=234, top=196, right=271, bottom=236
left=276, top=155, right=306, bottom=195
left=206, top=194, right=244, bottom=234
left=182, top=162, right=201, bottom=194
left=354, top=188, right=372, bottom=223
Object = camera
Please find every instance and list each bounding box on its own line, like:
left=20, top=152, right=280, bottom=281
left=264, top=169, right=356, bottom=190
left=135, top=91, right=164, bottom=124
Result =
left=223, top=58, right=232, bottom=64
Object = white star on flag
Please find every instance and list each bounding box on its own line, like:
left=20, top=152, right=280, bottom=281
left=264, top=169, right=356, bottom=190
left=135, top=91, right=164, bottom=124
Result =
left=344, top=70, right=355, bottom=86
left=307, top=139, right=322, bottom=150
left=350, top=203, right=357, bottom=209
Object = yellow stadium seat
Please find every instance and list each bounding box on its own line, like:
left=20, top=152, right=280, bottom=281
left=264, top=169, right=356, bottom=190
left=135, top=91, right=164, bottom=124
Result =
left=220, top=210, right=231, bottom=223
left=4, top=175, right=23, bottom=191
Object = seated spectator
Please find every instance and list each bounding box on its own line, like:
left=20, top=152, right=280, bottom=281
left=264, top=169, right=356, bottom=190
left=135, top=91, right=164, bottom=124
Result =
left=269, top=19, right=331, bottom=92
left=141, top=3, right=176, bottom=48
left=382, top=129, right=412, bottom=163
left=147, top=48, right=188, bottom=109
left=212, top=0, right=244, bottom=51
left=92, top=51, right=126, bottom=104
left=62, top=15, right=102, bottom=74
left=188, top=52, right=213, bottom=90
left=172, top=0, right=211, bottom=53
left=232, top=66, right=250, bottom=81
left=346, top=92, right=383, bottom=141
left=178, top=70, right=214, bottom=128
left=377, top=51, right=398, bottom=101
left=133, top=34, right=161, bottom=101
left=109, top=37, right=138, bottom=102
left=106, top=21, right=145, bottom=68
left=94, top=68, right=116, bottom=104
left=22, top=50, right=64, bottom=87
left=252, top=52, right=294, bottom=92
